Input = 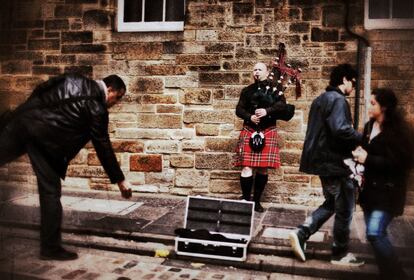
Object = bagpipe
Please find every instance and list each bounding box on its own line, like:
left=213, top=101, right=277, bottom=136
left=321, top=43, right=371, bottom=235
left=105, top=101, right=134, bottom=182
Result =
left=249, top=43, right=302, bottom=152
left=258, top=42, right=302, bottom=100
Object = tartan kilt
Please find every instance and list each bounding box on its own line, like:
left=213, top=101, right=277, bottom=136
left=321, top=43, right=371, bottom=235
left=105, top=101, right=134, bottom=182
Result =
left=234, top=126, right=281, bottom=168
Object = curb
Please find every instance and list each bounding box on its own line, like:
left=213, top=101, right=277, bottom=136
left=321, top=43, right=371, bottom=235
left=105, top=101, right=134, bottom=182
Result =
left=0, top=224, right=385, bottom=280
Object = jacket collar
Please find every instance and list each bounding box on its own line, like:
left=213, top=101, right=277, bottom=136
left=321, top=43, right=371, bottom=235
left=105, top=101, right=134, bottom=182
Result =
left=325, top=85, right=345, bottom=96
left=95, top=80, right=108, bottom=104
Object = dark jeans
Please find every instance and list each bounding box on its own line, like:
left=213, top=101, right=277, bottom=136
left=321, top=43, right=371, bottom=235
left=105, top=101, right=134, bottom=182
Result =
left=364, top=210, right=406, bottom=280
left=299, top=176, right=355, bottom=257
left=0, top=121, right=63, bottom=251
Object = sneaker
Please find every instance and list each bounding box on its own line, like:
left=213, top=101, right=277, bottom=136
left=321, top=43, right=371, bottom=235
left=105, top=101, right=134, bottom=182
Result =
left=330, top=253, right=364, bottom=267
left=289, top=230, right=307, bottom=262
left=40, top=247, right=78, bottom=261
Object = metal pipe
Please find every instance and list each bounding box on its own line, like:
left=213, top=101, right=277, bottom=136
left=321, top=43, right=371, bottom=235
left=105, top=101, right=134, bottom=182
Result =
left=354, top=41, right=362, bottom=129
left=363, top=47, right=372, bottom=124
left=342, top=0, right=370, bottom=129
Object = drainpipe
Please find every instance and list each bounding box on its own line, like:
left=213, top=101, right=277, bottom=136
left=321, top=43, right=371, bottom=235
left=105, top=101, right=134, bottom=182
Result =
left=363, top=46, right=372, bottom=124
left=342, top=0, right=370, bottom=129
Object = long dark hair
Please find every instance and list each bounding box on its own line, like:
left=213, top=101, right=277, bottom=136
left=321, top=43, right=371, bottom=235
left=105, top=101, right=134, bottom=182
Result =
left=372, top=88, right=414, bottom=169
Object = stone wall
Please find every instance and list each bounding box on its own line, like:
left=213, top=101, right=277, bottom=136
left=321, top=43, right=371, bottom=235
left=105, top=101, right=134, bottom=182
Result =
left=0, top=0, right=413, bottom=207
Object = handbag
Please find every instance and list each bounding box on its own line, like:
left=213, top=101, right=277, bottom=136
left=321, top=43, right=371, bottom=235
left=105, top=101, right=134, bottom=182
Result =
left=249, top=131, right=265, bottom=152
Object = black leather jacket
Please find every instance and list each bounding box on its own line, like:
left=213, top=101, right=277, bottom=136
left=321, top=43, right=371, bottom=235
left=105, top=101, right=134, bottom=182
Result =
left=236, top=81, right=291, bottom=130
left=299, top=86, right=362, bottom=176
left=15, top=74, right=124, bottom=183
left=359, top=120, right=409, bottom=216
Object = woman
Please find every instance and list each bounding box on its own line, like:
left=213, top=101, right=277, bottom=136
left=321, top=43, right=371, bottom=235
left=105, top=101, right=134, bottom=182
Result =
left=235, top=62, right=291, bottom=212
left=352, top=88, right=413, bottom=279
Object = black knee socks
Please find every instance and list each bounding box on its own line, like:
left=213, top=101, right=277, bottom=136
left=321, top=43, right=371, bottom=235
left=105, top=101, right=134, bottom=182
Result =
left=254, top=173, right=268, bottom=204
left=240, top=176, right=253, bottom=201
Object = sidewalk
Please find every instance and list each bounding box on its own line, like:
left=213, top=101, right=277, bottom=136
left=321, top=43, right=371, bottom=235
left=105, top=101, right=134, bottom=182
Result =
left=0, top=184, right=414, bottom=279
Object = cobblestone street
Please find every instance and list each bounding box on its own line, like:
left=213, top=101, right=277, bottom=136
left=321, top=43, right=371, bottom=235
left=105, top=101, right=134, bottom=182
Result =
left=0, top=236, right=323, bottom=280
left=1, top=185, right=413, bottom=279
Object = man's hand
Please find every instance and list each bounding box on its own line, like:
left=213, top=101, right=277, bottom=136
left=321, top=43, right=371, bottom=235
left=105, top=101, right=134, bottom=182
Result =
left=250, top=115, right=260, bottom=125
left=255, top=108, right=267, bottom=118
left=117, top=180, right=132, bottom=199
left=352, top=146, right=368, bottom=164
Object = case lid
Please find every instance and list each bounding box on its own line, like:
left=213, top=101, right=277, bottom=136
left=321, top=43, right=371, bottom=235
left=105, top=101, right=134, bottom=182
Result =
left=184, top=196, right=254, bottom=237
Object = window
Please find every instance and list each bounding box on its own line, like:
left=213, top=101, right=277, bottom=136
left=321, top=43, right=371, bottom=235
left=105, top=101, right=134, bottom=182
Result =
left=117, top=0, right=185, bottom=32
left=364, top=0, right=414, bottom=29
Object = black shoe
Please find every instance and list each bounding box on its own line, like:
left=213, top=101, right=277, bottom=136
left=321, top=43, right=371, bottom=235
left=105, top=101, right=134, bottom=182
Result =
left=289, top=230, right=307, bottom=262
left=254, top=202, right=264, bottom=212
left=40, top=247, right=78, bottom=261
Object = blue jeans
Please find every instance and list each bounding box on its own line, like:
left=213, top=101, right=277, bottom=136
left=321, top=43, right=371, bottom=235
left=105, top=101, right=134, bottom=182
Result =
left=364, top=210, right=406, bottom=280
left=299, top=176, right=355, bottom=257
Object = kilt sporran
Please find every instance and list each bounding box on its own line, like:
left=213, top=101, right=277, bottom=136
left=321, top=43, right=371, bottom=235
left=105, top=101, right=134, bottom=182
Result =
left=235, top=126, right=280, bottom=168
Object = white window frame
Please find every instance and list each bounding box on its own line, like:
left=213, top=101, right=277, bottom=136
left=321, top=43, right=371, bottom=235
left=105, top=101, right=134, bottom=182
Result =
left=117, top=0, right=185, bottom=32
left=364, top=0, right=414, bottom=30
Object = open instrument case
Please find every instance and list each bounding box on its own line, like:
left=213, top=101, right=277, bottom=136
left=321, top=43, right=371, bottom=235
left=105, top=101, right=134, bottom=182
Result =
left=175, top=196, right=255, bottom=261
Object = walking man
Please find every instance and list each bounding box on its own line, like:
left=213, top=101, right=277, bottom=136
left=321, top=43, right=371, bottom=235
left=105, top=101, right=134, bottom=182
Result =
left=289, top=64, right=364, bottom=266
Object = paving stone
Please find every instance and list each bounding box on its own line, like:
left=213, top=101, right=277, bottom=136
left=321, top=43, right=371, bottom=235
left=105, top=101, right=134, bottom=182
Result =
left=269, top=273, right=328, bottom=279
left=83, top=216, right=148, bottom=232
left=136, top=262, right=161, bottom=272
left=80, top=272, right=101, bottom=280
left=141, top=273, right=156, bottom=279
left=168, top=267, right=182, bottom=272
left=262, top=227, right=326, bottom=242
left=112, top=267, right=126, bottom=274
left=68, top=198, right=142, bottom=215
left=62, top=269, right=87, bottom=279
left=123, top=260, right=138, bottom=269
left=150, top=210, right=185, bottom=226
left=11, top=195, right=143, bottom=215
left=263, top=207, right=306, bottom=227
left=158, top=271, right=175, bottom=279
left=125, top=206, right=169, bottom=221
left=140, top=224, right=178, bottom=236
left=388, top=217, right=414, bottom=247
left=96, top=273, right=126, bottom=280
left=123, top=268, right=146, bottom=277
left=49, top=268, right=74, bottom=278
left=30, top=264, right=55, bottom=275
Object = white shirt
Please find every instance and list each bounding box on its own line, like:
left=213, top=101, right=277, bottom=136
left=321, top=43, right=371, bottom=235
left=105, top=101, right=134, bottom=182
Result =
left=96, top=80, right=108, bottom=99
left=369, top=121, right=381, bottom=143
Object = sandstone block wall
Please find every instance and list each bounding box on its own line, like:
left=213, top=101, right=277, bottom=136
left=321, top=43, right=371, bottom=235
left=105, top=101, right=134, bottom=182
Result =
left=0, top=0, right=413, bottom=207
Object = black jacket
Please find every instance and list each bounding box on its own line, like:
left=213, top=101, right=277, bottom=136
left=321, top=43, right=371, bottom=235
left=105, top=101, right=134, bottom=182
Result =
left=300, top=86, right=361, bottom=176
left=236, top=81, right=292, bottom=130
left=359, top=120, right=409, bottom=216
left=14, top=74, right=124, bottom=183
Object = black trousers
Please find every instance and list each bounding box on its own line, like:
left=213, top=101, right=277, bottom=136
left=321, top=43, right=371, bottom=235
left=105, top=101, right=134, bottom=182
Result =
left=0, top=121, right=63, bottom=251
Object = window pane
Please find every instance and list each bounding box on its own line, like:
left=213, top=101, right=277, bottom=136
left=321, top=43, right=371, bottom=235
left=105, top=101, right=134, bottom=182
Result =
left=166, top=0, right=185, bottom=21
left=393, top=0, right=414, bottom=18
left=145, top=0, right=163, bottom=22
left=124, top=0, right=142, bottom=22
left=369, top=0, right=390, bottom=19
